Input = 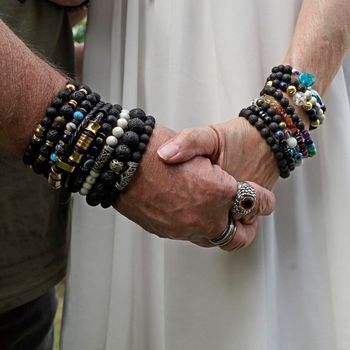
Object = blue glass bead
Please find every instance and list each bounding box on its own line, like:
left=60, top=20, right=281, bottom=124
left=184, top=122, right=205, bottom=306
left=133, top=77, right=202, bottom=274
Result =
left=61, top=133, right=70, bottom=142
left=294, top=153, right=303, bottom=166
left=299, top=72, right=316, bottom=87
left=83, top=159, right=94, bottom=170
left=55, top=144, right=64, bottom=153
left=50, top=153, right=58, bottom=162
left=275, top=130, right=284, bottom=139
left=279, top=82, right=288, bottom=91
left=292, top=69, right=301, bottom=76
left=309, top=108, right=317, bottom=116
left=73, top=111, right=84, bottom=121
left=90, top=146, right=99, bottom=155
left=311, top=89, right=322, bottom=103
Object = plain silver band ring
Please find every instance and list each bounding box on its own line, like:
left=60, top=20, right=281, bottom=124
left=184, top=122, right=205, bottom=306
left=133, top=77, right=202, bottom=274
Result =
left=209, top=215, right=237, bottom=247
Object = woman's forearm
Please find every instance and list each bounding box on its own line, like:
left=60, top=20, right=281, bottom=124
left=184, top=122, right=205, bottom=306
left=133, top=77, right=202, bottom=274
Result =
left=284, top=0, right=350, bottom=95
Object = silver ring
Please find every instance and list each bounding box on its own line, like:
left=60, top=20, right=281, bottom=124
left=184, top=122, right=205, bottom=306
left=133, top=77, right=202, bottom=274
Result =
left=209, top=215, right=237, bottom=247
left=232, top=181, right=256, bottom=216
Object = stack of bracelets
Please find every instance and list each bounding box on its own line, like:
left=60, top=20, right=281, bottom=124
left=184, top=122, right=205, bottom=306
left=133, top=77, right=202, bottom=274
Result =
left=239, top=64, right=326, bottom=179
left=23, top=65, right=326, bottom=206
left=23, top=81, right=156, bottom=208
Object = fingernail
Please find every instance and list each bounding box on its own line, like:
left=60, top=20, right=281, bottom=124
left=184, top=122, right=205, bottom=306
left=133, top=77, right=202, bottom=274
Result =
left=157, top=142, right=179, bottom=160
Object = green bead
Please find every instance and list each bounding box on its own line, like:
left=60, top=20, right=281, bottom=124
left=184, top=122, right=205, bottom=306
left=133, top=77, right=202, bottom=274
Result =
left=308, top=144, right=317, bottom=156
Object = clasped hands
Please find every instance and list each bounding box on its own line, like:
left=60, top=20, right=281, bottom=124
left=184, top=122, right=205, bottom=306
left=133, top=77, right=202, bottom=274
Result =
left=115, top=117, right=279, bottom=251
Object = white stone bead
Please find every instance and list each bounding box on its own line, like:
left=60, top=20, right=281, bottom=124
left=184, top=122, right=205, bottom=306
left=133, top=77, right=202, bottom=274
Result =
left=293, top=92, right=306, bottom=106
left=119, top=111, right=130, bottom=120
left=83, top=182, right=92, bottom=190
left=112, top=126, right=124, bottom=138
left=316, top=103, right=321, bottom=109
left=319, top=114, right=325, bottom=123
left=121, top=109, right=129, bottom=114
left=310, top=97, right=317, bottom=105
left=317, top=108, right=324, bottom=116
left=66, top=122, right=77, bottom=131
left=79, top=187, right=89, bottom=196
left=90, top=170, right=100, bottom=178
left=106, top=135, right=118, bottom=147
left=287, top=137, right=297, bottom=148
left=304, top=90, right=312, bottom=99
left=86, top=175, right=96, bottom=185
left=117, top=118, right=128, bottom=129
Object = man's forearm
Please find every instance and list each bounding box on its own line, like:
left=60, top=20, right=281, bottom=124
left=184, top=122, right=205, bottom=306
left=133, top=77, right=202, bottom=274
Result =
left=0, top=20, right=67, bottom=156
left=284, top=0, right=350, bottom=95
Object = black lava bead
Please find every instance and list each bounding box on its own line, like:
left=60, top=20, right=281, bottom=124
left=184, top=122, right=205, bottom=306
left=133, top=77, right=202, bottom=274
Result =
left=58, top=89, right=71, bottom=101
left=71, top=90, right=85, bottom=102
left=100, top=171, right=118, bottom=186
left=39, top=144, right=52, bottom=158
left=273, top=90, right=283, bottom=101
left=60, top=104, right=74, bottom=117
left=132, top=151, right=142, bottom=162
left=239, top=108, right=252, bottom=118
left=269, top=122, right=279, bottom=132
left=128, top=118, right=145, bottom=134
left=272, top=115, right=282, bottom=123
left=285, top=106, right=295, bottom=115
left=86, top=191, right=102, bottom=207
left=138, top=142, right=146, bottom=153
left=40, top=116, right=52, bottom=128
left=248, top=114, right=258, bottom=125
left=46, top=129, right=61, bottom=143
left=46, top=107, right=57, bottom=118
left=106, top=115, right=118, bottom=127
left=260, top=128, right=270, bottom=138
left=143, top=125, right=153, bottom=136
left=280, top=97, right=289, bottom=108
left=255, top=119, right=265, bottom=130
left=140, top=134, right=150, bottom=144
left=101, top=123, right=112, bottom=135
left=266, top=108, right=276, bottom=117
left=23, top=152, right=35, bottom=165
left=123, top=131, right=140, bottom=150
left=80, top=100, right=93, bottom=112
left=32, top=159, right=47, bottom=174
left=78, top=84, right=92, bottom=94
left=51, top=98, right=63, bottom=109
left=115, top=144, right=131, bottom=162
left=129, top=108, right=147, bottom=121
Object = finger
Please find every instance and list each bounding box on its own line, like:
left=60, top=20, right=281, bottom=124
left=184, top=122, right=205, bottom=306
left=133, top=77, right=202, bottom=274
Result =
left=157, top=127, right=218, bottom=164
left=220, top=220, right=258, bottom=252
left=231, top=181, right=276, bottom=221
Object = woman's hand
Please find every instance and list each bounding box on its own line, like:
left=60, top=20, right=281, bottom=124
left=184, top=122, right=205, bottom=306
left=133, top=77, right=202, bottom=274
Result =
left=114, top=124, right=276, bottom=250
left=157, top=118, right=280, bottom=191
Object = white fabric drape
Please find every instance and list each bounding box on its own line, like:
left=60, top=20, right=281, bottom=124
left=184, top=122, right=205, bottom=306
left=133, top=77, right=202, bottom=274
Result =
left=61, top=1, right=350, bottom=349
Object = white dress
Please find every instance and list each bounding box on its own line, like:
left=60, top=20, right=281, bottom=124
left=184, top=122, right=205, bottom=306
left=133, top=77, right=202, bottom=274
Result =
left=61, top=1, right=350, bottom=349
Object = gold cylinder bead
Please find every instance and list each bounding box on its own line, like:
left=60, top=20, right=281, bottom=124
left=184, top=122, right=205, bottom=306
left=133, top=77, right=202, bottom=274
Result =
left=266, top=81, right=273, bottom=87
left=79, top=88, right=88, bottom=95
left=76, top=134, right=93, bottom=150
left=69, top=151, right=83, bottom=164
left=56, top=159, right=75, bottom=173
left=38, top=154, right=46, bottom=161
left=286, top=85, right=297, bottom=96
left=32, top=135, right=42, bottom=142
left=86, top=121, right=101, bottom=135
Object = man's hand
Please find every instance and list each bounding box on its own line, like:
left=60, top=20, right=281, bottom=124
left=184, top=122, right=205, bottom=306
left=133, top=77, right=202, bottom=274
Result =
left=115, top=124, right=276, bottom=250
left=157, top=118, right=280, bottom=191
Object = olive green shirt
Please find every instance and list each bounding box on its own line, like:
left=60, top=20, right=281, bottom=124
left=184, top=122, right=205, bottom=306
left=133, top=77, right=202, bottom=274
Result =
left=0, top=0, right=74, bottom=313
